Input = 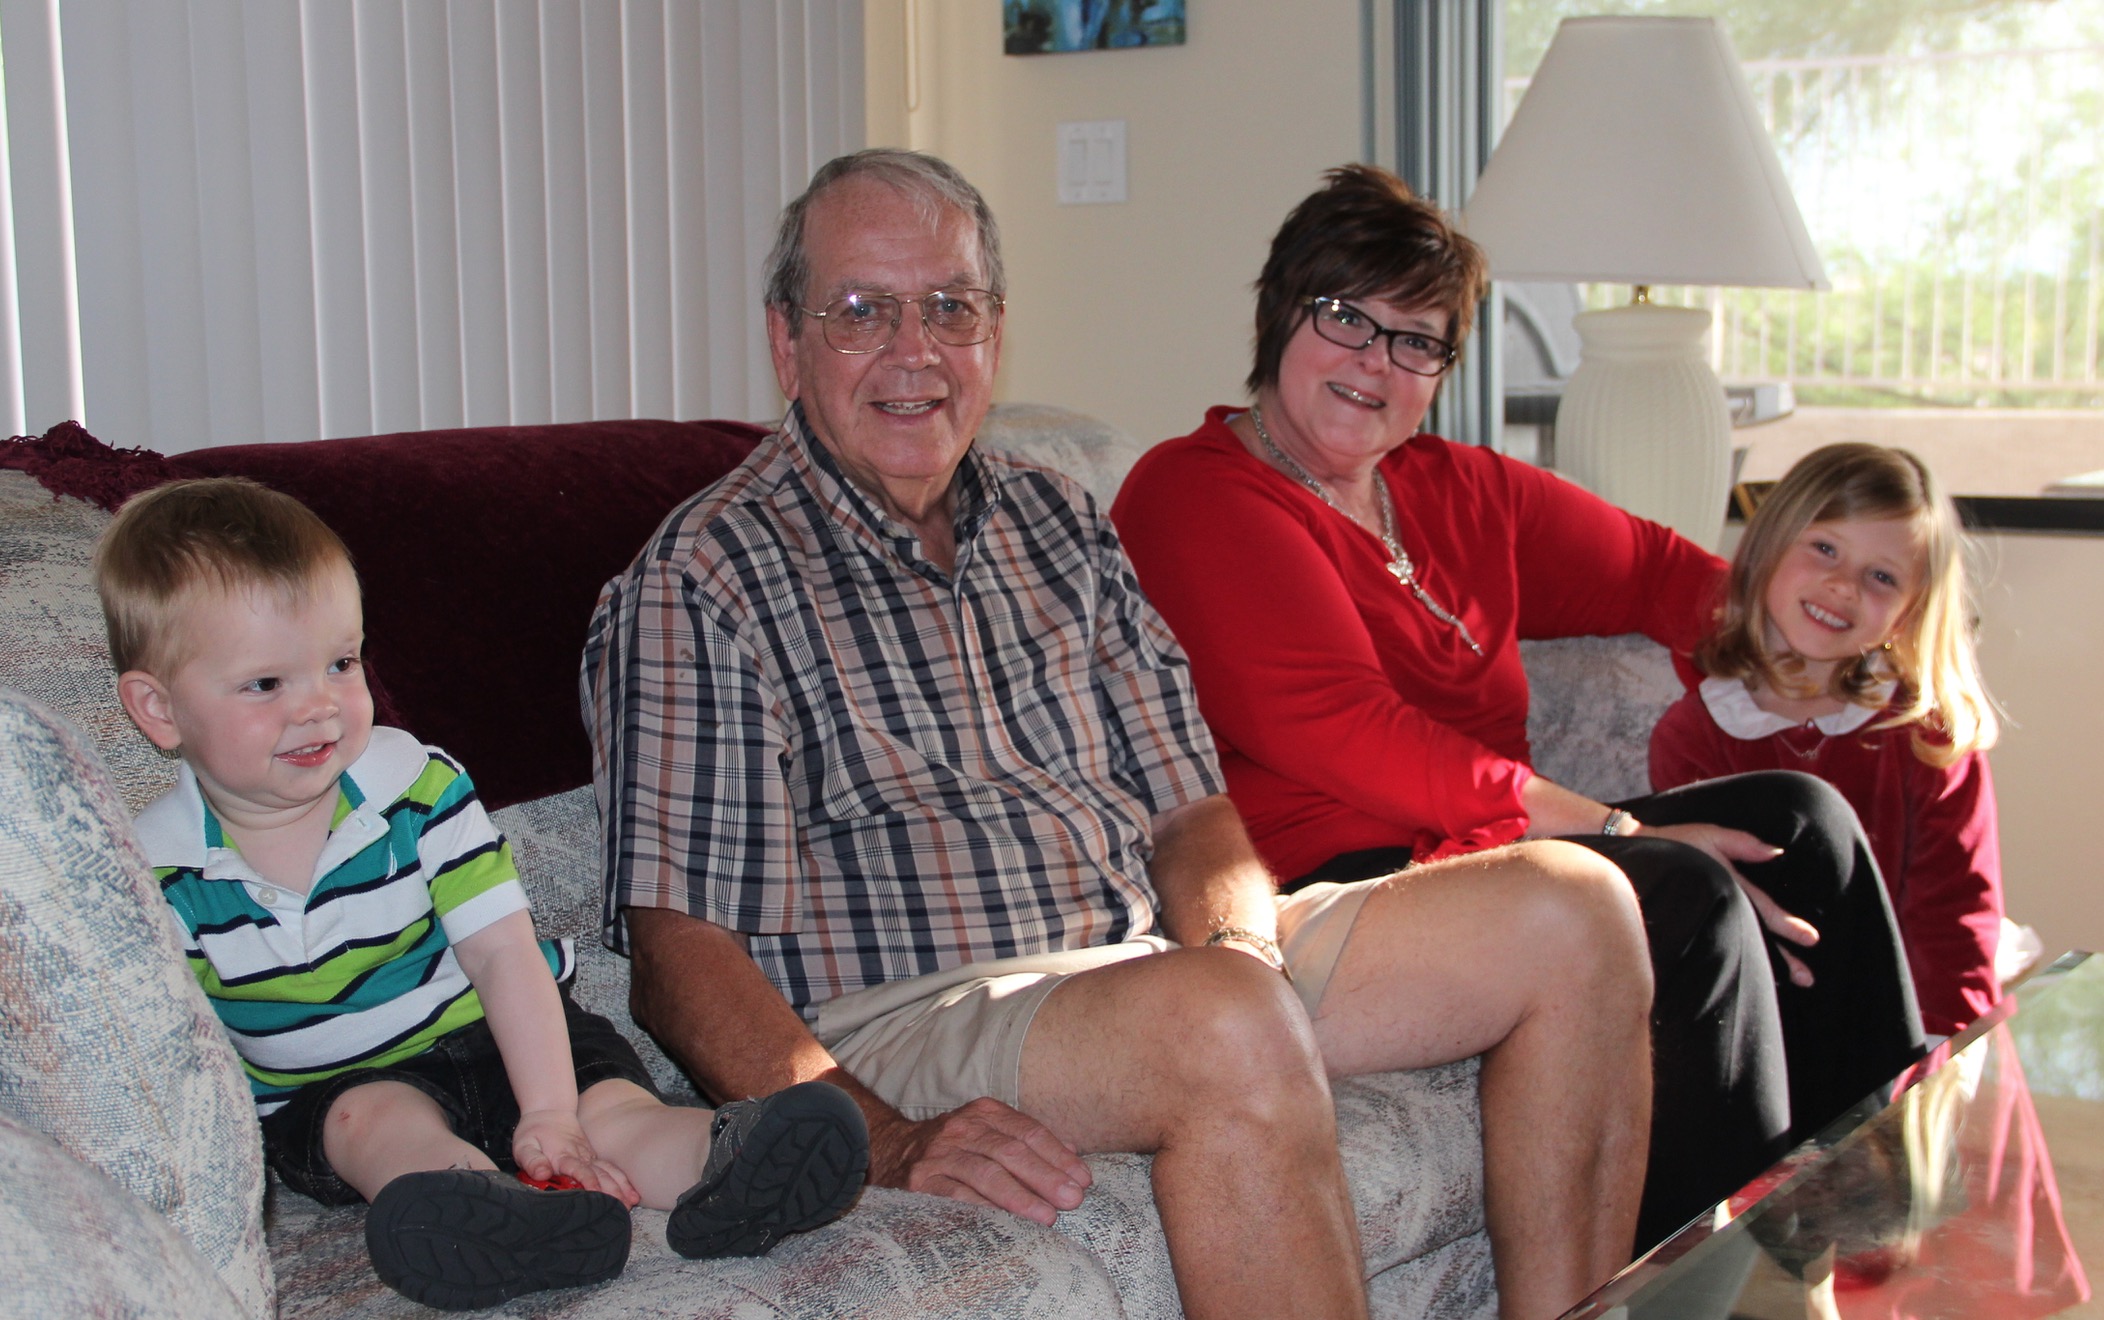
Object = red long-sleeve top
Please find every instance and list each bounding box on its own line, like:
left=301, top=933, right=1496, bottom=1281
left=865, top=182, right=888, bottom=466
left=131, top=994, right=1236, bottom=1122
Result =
left=1110, top=407, right=1725, bottom=882
left=1650, top=684, right=2003, bottom=1036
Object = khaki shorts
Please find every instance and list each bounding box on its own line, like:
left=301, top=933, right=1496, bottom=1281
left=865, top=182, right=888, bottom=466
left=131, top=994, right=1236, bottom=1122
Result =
left=814, top=879, right=1382, bottom=1119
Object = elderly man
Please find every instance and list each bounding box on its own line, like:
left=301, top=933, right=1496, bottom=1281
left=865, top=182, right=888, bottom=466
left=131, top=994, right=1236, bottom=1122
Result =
left=584, top=148, right=1649, bottom=1320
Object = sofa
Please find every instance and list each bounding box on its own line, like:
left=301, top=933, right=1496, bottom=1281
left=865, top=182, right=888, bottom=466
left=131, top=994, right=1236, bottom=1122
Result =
left=0, top=406, right=1680, bottom=1318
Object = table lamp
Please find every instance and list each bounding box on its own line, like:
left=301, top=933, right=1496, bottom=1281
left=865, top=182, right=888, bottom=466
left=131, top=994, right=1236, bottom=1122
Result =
left=1462, top=16, right=1827, bottom=548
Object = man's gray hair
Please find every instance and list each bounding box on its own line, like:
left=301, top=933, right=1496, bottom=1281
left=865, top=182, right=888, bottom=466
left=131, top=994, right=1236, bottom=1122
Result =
left=763, top=149, right=1006, bottom=335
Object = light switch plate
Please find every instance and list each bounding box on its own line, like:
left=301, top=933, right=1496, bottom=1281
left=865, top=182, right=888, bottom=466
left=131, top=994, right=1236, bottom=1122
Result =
left=1057, top=120, right=1127, bottom=204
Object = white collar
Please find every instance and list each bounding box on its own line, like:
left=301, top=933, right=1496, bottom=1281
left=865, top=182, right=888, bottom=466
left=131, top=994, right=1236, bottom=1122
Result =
left=132, top=726, right=429, bottom=872
left=1698, top=675, right=1889, bottom=740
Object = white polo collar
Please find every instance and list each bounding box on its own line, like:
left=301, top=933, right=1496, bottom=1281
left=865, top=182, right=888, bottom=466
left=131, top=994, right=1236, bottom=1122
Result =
left=132, top=726, right=428, bottom=875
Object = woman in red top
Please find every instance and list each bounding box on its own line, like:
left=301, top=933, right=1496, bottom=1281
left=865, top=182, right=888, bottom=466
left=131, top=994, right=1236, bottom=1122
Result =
left=1112, top=164, right=1924, bottom=1249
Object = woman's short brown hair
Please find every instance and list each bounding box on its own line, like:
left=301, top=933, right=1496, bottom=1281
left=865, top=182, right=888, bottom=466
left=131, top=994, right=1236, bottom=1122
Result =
left=1248, top=164, right=1489, bottom=395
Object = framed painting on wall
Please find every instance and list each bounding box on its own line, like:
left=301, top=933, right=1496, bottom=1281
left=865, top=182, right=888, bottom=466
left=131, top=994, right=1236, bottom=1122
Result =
left=1004, top=1, right=1187, bottom=54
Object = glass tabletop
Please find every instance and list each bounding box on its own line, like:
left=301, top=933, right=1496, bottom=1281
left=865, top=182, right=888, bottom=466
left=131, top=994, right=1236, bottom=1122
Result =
left=1562, top=950, right=2104, bottom=1320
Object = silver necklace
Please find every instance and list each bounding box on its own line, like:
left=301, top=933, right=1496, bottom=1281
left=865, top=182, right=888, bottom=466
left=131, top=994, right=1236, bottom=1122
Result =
left=1775, top=720, right=1828, bottom=761
left=1250, top=406, right=1483, bottom=655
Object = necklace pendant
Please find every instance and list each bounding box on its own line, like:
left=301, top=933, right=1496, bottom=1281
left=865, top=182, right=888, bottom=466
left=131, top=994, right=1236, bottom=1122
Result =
left=1251, top=403, right=1484, bottom=657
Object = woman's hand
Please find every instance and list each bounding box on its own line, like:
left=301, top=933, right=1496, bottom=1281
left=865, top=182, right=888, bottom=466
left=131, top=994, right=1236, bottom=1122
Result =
left=1632, top=821, right=1819, bottom=987
left=1521, top=776, right=1818, bottom=983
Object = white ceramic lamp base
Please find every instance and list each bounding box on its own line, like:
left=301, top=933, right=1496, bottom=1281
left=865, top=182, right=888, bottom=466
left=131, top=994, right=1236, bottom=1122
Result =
left=1553, top=304, right=1733, bottom=550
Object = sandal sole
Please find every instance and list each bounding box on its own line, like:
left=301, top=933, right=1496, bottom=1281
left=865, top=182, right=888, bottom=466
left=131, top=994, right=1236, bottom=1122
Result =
left=365, top=1169, right=631, bottom=1310
left=668, top=1083, right=870, bottom=1259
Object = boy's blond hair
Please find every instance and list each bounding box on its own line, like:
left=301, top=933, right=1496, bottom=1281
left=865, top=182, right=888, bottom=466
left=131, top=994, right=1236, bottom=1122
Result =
left=1698, top=442, right=1997, bottom=764
left=94, top=477, right=355, bottom=675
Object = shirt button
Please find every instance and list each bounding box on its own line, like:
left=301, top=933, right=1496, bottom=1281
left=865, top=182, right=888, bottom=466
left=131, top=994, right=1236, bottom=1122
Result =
left=254, top=887, right=280, bottom=906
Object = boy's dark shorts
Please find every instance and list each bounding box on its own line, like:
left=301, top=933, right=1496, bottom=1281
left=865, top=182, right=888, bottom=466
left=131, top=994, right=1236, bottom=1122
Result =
left=259, top=993, right=659, bottom=1205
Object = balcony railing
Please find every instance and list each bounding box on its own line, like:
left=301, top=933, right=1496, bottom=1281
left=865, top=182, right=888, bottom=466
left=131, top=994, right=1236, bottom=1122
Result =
left=1510, top=43, right=2104, bottom=406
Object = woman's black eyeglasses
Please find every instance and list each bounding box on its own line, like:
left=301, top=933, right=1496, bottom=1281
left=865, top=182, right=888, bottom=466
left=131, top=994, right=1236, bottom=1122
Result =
left=1303, top=296, right=1456, bottom=377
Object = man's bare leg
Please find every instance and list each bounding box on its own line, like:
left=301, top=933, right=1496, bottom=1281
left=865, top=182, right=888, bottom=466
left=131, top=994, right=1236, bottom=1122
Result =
left=1308, top=841, right=1652, bottom=1320
left=1021, top=948, right=1369, bottom=1320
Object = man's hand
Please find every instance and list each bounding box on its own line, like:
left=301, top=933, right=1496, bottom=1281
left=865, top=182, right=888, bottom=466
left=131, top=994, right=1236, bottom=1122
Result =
left=866, top=1096, right=1091, bottom=1226
left=628, top=910, right=1089, bottom=1223
left=1635, top=821, right=1819, bottom=986
left=511, top=1107, right=638, bottom=1205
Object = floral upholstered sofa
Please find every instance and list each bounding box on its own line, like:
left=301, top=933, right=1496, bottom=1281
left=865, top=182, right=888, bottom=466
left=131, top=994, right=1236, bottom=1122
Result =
left=0, top=405, right=1677, bottom=1318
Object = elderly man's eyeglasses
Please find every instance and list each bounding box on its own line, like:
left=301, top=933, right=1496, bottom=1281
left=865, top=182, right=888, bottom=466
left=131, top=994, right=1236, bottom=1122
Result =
left=799, top=288, right=1005, bottom=355
left=1303, top=297, right=1457, bottom=377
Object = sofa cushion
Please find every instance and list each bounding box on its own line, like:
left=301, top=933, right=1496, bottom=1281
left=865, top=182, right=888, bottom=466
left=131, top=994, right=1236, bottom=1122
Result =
left=0, top=689, right=275, bottom=1318
left=266, top=1183, right=1126, bottom=1318
left=978, top=402, right=1145, bottom=508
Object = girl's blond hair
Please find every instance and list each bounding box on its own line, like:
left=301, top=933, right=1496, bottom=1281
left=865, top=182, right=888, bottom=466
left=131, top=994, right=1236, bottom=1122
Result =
left=1698, top=443, right=1997, bottom=765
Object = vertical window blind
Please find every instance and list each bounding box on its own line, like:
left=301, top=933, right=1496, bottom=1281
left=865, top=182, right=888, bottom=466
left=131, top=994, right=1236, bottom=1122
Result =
left=0, top=0, right=862, bottom=453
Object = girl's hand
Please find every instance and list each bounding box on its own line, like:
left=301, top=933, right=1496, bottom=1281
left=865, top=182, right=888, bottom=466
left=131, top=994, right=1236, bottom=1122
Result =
left=1634, top=821, right=1820, bottom=987
left=513, top=1109, right=639, bottom=1206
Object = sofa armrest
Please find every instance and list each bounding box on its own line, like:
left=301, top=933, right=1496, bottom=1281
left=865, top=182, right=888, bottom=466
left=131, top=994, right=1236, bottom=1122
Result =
left=0, top=689, right=275, bottom=1317
left=0, top=1110, right=250, bottom=1319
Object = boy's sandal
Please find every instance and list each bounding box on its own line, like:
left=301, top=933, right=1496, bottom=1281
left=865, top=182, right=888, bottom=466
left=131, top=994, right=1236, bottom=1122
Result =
left=667, top=1080, right=871, bottom=1259
left=365, top=1167, right=630, bottom=1310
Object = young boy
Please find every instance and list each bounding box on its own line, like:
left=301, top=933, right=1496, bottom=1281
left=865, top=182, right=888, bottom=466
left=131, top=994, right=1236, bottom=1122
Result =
left=98, top=478, right=868, bottom=1310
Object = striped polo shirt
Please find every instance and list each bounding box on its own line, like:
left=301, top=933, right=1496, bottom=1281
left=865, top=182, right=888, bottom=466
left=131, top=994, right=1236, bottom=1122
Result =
left=135, top=727, right=567, bottom=1114
left=584, top=404, right=1223, bottom=1019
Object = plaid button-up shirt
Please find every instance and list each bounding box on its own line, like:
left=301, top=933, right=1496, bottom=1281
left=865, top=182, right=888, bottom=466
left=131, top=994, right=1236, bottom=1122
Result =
left=583, top=406, right=1223, bottom=1019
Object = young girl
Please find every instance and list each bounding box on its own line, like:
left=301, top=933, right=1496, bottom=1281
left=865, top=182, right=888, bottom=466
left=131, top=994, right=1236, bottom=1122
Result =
left=1651, top=442, right=2002, bottom=1041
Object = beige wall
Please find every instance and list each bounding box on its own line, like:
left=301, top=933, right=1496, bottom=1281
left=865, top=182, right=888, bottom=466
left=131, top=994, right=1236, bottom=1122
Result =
left=864, top=0, right=1363, bottom=448
left=1973, top=533, right=2104, bottom=959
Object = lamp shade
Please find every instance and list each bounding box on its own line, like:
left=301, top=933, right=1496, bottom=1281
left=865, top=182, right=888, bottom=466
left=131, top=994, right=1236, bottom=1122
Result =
left=1464, top=17, right=1828, bottom=290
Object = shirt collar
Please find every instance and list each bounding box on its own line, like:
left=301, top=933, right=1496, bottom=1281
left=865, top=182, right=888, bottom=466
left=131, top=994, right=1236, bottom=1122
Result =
left=1698, top=675, right=1890, bottom=739
left=781, top=402, right=1003, bottom=575
left=131, top=727, right=425, bottom=878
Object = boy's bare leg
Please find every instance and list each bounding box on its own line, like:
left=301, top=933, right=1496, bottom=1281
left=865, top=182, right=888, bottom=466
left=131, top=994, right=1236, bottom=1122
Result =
left=1020, top=949, right=1369, bottom=1320
left=322, top=1080, right=495, bottom=1202
left=1307, top=841, right=1652, bottom=1320
left=576, top=1079, right=714, bottom=1210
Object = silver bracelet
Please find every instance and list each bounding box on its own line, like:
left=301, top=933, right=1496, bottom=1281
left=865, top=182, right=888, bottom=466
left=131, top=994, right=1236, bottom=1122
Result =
left=1601, top=808, right=1635, bottom=836
left=1204, top=927, right=1293, bottom=983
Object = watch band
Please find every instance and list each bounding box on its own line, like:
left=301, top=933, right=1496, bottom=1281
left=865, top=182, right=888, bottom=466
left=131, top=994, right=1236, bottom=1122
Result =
left=1204, top=926, right=1294, bottom=983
